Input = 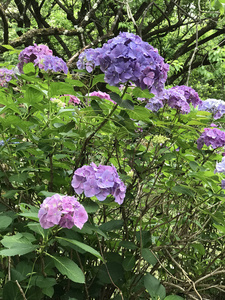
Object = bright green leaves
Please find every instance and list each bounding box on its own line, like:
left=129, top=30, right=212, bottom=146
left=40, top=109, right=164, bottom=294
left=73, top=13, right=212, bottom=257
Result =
left=211, top=0, right=225, bottom=14
left=0, top=233, right=38, bottom=256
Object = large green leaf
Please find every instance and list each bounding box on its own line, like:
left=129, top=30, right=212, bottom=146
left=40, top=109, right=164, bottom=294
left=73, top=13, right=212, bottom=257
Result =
left=50, top=255, right=85, bottom=283
left=56, top=237, right=103, bottom=260
left=144, top=273, right=166, bottom=300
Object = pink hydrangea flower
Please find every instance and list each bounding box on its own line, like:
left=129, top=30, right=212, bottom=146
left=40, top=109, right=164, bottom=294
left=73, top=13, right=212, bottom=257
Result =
left=38, top=194, right=88, bottom=229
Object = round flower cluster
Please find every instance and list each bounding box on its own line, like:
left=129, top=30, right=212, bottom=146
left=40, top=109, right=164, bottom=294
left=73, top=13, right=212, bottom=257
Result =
left=18, top=44, right=53, bottom=73
left=215, top=157, right=225, bottom=173
left=198, top=98, right=225, bottom=120
left=197, top=128, right=225, bottom=149
left=38, top=194, right=88, bottom=229
left=0, top=68, right=16, bottom=87
left=71, top=163, right=126, bottom=204
left=77, top=32, right=169, bottom=96
left=177, top=85, right=202, bottom=108
left=18, top=44, right=68, bottom=74
left=88, top=91, right=116, bottom=104
left=77, top=48, right=102, bottom=73
left=34, top=55, right=68, bottom=74
left=145, top=85, right=201, bottom=114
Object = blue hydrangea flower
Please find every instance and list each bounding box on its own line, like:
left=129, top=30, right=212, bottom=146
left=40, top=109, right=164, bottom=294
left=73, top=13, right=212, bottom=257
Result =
left=77, top=32, right=169, bottom=96
left=198, top=98, right=225, bottom=119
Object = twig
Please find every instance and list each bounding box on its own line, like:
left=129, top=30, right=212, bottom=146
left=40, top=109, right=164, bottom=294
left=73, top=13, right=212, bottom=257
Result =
left=16, top=280, right=27, bottom=300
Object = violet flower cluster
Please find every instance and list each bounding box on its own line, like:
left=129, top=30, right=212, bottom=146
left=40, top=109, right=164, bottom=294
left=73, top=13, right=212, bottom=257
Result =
left=0, top=68, right=16, bottom=87
left=145, top=85, right=201, bottom=114
left=34, top=55, right=68, bottom=74
left=18, top=44, right=53, bottom=73
left=38, top=194, right=88, bottom=229
left=71, top=163, right=126, bottom=204
left=88, top=91, right=116, bottom=104
left=77, top=32, right=169, bottom=96
left=198, top=98, right=225, bottom=120
left=197, top=128, right=225, bottom=149
left=18, top=44, right=68, bottom=74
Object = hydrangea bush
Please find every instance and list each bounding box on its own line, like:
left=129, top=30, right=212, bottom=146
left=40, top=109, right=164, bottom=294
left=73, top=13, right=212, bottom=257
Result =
left=1, top=34, right=225, bottom=300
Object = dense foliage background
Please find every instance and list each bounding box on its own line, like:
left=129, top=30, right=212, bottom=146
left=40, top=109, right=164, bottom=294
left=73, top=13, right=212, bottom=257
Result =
left=0, top=1, right=225, bottom=300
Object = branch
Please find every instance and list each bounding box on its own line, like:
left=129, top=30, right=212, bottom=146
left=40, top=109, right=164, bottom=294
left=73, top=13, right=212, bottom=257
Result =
left=0, top=4, right=8, bottom=44
left=0, top=27, right=80, bottom=53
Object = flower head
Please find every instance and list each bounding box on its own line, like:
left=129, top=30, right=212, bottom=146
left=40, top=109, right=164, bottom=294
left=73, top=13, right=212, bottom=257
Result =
left=197, top=128, right=225, bottom=149
left=77, top=32, right=169, bottom=96
left=34, top=55, right=68, bottom=74
left=215, top=157, right=225, bottom=173
left=198, top=98, right=225, bottom=119
left=71, top=163, right=126, bottom=204
left=18, top=44, right=53, bottom=73
left=38, top=194, right=88, bottom=229
left=0, top=68, right=16, bottom=87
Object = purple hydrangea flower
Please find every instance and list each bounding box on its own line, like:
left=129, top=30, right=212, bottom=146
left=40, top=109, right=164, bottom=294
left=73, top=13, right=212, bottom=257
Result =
left=197, top=128, right=225, bottom=149
left=178, top=85, right=202, bottom=108
left=145, top=95, right=164, bottom=112
left=0, top=68, right=16, bottom=87
left=145, top=85, right=201, bottom=114
left=77, top=32, right=169, bottom=96
left=77, top=48, right=102, bottom=72
left=215, top=157, right=225, bottom=173
left=18, top=43, right=53, bottom=73
left=34, top=55, right=68, bottom=74
left=88, top=91, right=116, bottom=104
left=38, top=194, right=88, bottom=229
left=198, top=99, right=225, bottom=120
left=71, top=163, right=126, bottom=204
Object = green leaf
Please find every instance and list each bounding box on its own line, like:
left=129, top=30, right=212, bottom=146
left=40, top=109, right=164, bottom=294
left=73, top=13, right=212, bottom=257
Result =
left=91, top=74, right=105, bottom=87
left=164, top=296, right=184, bottom=300
left=144, top=273, right=166, bottom=300
left=0, top=245, right=38, bottom=256
left=99, top=219, right=124, bottom=232
left=3, top=281, right=24, bottom=300
left=9, top=173, right=28, bottom=184
left=18, top=212, right=39, bottom=222
left=142, top=248, right=158, bottom=266
left=56, top=237, right=103, bottom=260
left=122, top=255, right=135, bottom=271
left=109, top=92, right=122, bottom=105
left=23, top=62, right=36, bottom=74
left=128, top=106, right=150, bottom=122
left=120, top=99, right=134, bottom=110
left=172, top=185, right=195, bottom=197
left=119, top=241, right=137, bottom=249
left=50, top=255, right=85, bottom=283
left=50, top=82, right=75, bottom=97
left=0, top=215, right=13, bottom=230
left=191, top=243, right=205, bottom=255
